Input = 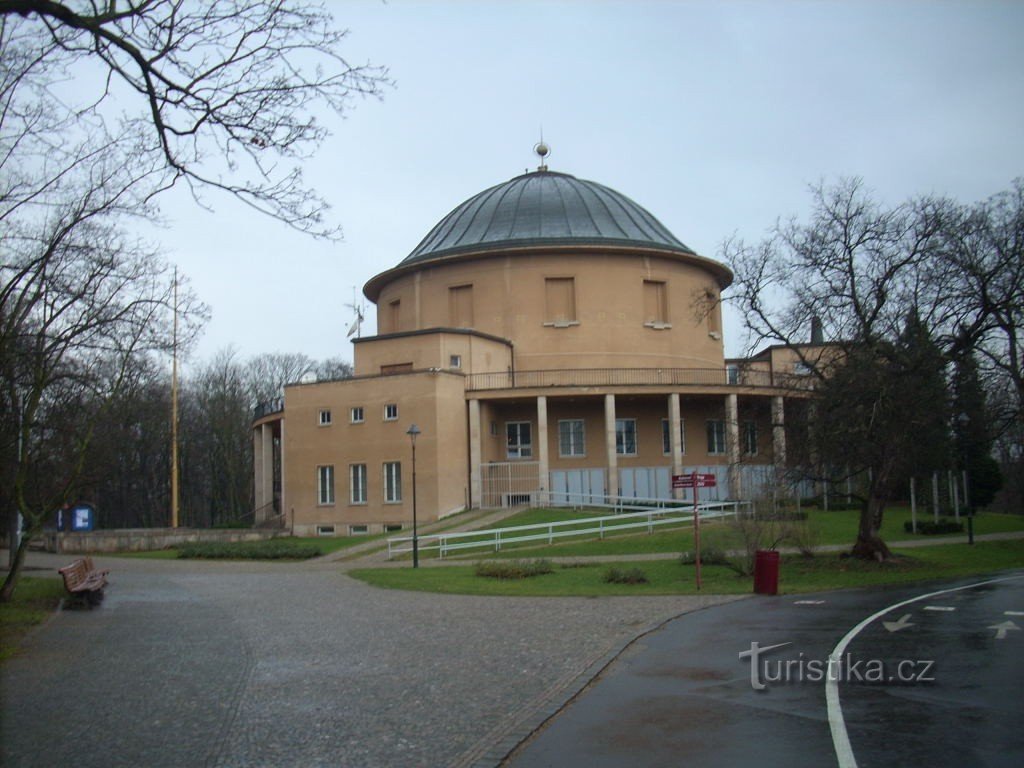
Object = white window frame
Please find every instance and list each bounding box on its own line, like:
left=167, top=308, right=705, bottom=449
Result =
left=558, top=419, right=586, bottom=457
left=384, top=403, right=398, bottom=421
left=350, top=463, right=367, bottom=505
left=350, top=406, right=364, bottom=424
left=506, top=421, right=533, bottom=459
left=317, top=465, right=335, bottom=505
left=318, top=409, right=332, bottom=426
left=383, top=461, right=402, bottom=503
left=706, top=420, right=726, bottom=455
left=661, top=418, right=685, bottom=455
left=615, top=418, right=637, bottom=456
left=449, top=354, right=462, bottom=369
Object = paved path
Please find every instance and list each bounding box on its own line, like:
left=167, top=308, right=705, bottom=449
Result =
left=1, top=551, right=744, bottom=767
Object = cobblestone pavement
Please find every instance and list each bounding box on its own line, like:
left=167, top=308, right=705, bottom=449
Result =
left=1, top=552, right=744, bottom=767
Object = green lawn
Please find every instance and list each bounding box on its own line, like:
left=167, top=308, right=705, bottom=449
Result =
left=349, top=539, right=1024, bottom=597
left=0, top=577, right=66, bottom=661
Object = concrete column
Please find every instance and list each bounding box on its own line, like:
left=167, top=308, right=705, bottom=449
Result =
left=669, top=393, right=683, bottom=500
left=253, top=427, right=264, bottom=511
left=771, top=396, right=787, bottom=487
left=726, top=393, right=741, bottom=499
left=261, top=423, right=274, bottom=520
left=537, top=396, right=549, bottom=502
left=605, top=394, right=619, bottom=499
left=469, top=399, right=482, bottom=508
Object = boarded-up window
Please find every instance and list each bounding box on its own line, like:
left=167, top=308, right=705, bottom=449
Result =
left=705, top=288, right=721, bottom=335
left=449, top=284, right=474, bottom=327
left=643, top=280, right=667, bottom=325
left=544, top=277, right=576, bottom=325
left=389, top=299, right=401, bottom=332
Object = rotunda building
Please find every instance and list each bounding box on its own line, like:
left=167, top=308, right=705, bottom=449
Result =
left=253, top=159, right=819, bottom=537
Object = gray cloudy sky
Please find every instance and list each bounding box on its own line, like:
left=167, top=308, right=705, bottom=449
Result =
left=149, top=0, right=1024, bottom=367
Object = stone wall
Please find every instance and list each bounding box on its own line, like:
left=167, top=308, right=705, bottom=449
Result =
left=43, top=528, right=288, bottom=554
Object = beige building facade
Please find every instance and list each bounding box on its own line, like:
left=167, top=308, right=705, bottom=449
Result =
left=253, top=164, right=817, bottom=536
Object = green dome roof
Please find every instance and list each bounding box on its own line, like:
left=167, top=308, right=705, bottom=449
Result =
left=401, top=169, right=695, bottom=265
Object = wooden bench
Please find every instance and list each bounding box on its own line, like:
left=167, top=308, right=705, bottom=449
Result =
left=58, top=558, right=109, bottom=607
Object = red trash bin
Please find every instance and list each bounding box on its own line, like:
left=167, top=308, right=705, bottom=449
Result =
left=753, top=549, right=780, bottom=595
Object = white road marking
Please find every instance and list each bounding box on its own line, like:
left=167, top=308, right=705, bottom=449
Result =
left=795, top=600, right=826, bottom=605
left=882, top=614, right=914, bottom=632
left=989, top=620, right=1020, bottom=640
left=826, top=574, right=1024, bottom=768
left=1005, top=611, right=1024, bottom=617
left=923, top=606, right=956, bottom=612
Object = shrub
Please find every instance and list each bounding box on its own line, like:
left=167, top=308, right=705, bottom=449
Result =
left=474, top=559, right=554, bottom=579
left=176, top=539, right=323, bottom=560
left=904, top=519, right=965, bottom=535
left=603, top=566, right=648, bottom=584
left=679, top=548, right=745, bottom=575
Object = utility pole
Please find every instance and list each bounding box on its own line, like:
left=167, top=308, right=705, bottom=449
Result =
left=171, top=268, right=180, bottom=528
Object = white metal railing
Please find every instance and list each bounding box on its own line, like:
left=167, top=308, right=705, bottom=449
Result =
left=386, top=499, right=750, bottom=559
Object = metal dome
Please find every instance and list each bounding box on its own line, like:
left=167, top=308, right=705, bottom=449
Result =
left=400, top=170, right=695, bottom=265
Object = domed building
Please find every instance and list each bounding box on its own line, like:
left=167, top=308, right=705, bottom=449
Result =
left=253, top=155, right=817, bottom=537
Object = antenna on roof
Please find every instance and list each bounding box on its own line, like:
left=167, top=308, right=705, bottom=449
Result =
left=534, top=130, right=550, bottom=172
left=345, top=286, right=365, bottom=339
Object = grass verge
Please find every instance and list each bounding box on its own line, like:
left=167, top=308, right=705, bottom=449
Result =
left=349, top=539, right=1024, bottom=597
left=0, top=577, right=66, bottom=661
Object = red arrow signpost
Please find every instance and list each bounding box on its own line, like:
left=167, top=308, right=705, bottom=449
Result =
left=671, top=472, right=717, bottom=590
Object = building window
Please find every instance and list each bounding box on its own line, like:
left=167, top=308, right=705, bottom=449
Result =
left=384, top=523, right=403, bottom=533
left=643, top=280, right=669, bottom=327
left=318, top=409, right=332, bottom=426
left=506, top=421, right=532, bottom=459
left=706, top=288, right=722, bottom=338
left=544, top=277, right=577, bottom=326
left=558, top=419, right=586, bottom=457
left=316, top=525, right=336, bottom=536
left=389, top=299, right=401, bottom=331
left=384, top=462, right=402, bottom=503
left=350, top=464, right=367, bottom=504
left=662, top=418, right=685, bottom=455
left=794, top=361, right=813, bottom=375
left=317, top=465, right=335, bottom=505
left=349, top=524, right=369, bottom=535
left=384, top=403, right=398, bottom=421
left=615, top=419, right=637, bottom=456
left=449, top=284, right=474, bottom=327
left=450, top=354, right=462, bottom=369
left=350, top=406, right=364, bottom=423
left=743, top=421, right=758, bottom=456
left=706, top=420, right=726, bottom=455
left=726, top=364, right=740, bottom=385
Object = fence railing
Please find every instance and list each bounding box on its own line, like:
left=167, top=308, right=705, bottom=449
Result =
left=464, top=367, right=814, bottom=392
left=253, top=397, right=284, bottom=420
left=386, top=498, right=750, bottom=559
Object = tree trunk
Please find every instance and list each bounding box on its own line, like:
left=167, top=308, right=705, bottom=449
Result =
left=0, top=533, right=34, bottom=603
left=851, top=494, right=892, bottom=561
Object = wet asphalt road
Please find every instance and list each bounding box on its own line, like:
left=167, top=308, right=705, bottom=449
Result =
left=505, top=571, right=1024, bottom=768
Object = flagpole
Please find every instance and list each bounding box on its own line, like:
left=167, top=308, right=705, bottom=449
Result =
left=171, top=268, right=180, bottom=529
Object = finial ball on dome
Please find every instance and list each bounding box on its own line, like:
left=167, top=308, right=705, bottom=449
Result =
left=534, top=141, right=550, bottom=158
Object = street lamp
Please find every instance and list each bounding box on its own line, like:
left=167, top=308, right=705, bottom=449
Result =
left=406, top=423, right=421, bottom=568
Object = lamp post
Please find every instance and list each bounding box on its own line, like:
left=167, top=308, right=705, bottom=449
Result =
left=406, top=423, right=421, bottom=568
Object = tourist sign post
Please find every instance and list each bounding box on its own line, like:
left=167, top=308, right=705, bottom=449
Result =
left=672, top=472, right=717, bottom=589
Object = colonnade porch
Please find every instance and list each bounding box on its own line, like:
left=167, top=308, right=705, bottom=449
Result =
left=468, top=390, right=792, bottom=509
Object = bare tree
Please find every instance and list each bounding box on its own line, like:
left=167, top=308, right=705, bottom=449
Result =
left=724, top=179, right=955, bottom=560
left=0, top=0, right=389, bottom=236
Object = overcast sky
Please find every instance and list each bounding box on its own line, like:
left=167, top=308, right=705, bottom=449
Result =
left=149, top=0, right=1024, bottom=369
